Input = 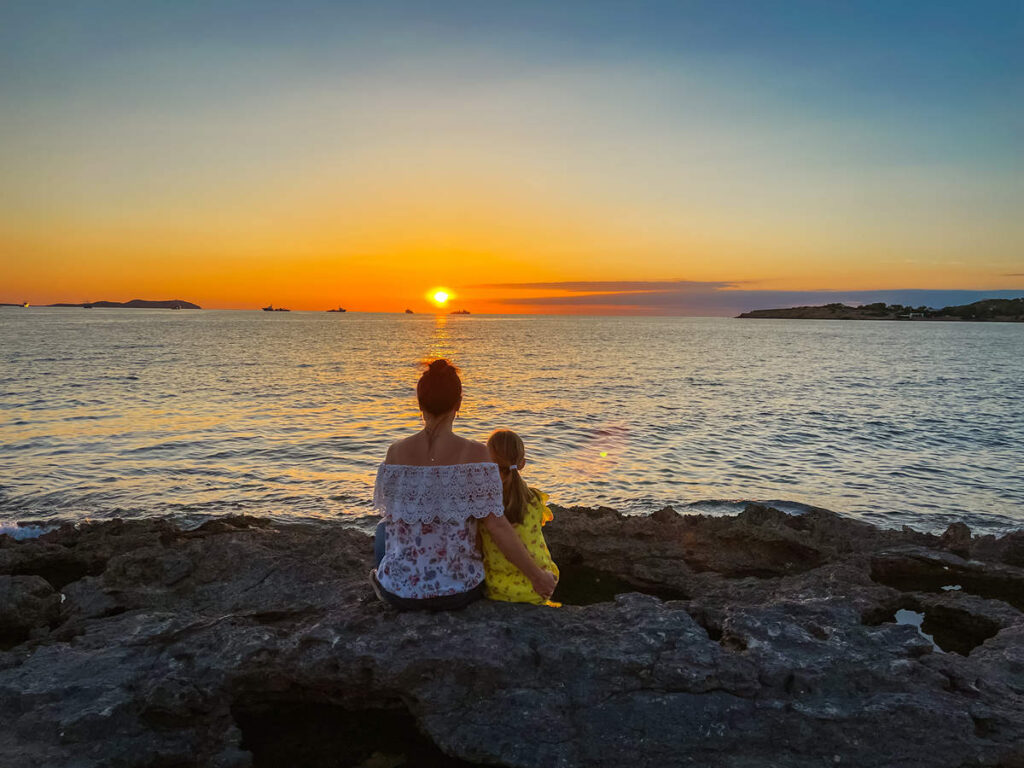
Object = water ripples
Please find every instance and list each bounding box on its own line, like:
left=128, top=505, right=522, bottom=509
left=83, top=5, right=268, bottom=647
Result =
left=1, top=309, right=1022, bottom=534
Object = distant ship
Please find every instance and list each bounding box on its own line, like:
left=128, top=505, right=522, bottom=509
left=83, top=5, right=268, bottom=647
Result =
left=326, top=307, right=347, bottom=313
left=262, top=305, right=290, bottom=312
left=404, top=308, right=414, bottom=314
left=450, top=309, right=471, bottom=315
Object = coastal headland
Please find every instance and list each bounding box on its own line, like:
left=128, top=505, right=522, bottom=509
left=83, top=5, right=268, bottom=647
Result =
left=55, top=299, right=201, bottom=309
left=1, top=505, right=1022, bottom=767
left=0, top=300, right=202, bottom=309
left=737, top=298, right=1024, bottom=321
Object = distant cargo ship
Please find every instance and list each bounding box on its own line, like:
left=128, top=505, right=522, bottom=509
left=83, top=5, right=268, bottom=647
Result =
left=326, top=307, right=347, bottom=313
left=262, top=305, right=290, bottom=312
left=404, top=309, right=414, bottom=314
left=449, top=309, right=471, bottom=315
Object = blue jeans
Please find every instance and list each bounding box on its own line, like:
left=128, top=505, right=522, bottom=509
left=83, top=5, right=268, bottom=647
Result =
left=374, top=521, right=386, bottom=567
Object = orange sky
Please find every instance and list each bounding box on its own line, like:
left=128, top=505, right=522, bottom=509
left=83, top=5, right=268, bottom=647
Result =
left=2, top=4, right=1022, bottom=314
left=5, top=146, right=1021, bottom=313
left=5, top=176, right=1020, bottom=313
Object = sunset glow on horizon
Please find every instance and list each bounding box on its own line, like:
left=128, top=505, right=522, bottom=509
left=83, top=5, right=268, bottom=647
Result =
left=2, top=2, right=1021, bottom=315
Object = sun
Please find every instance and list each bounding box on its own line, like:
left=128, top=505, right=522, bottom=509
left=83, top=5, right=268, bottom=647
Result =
left=426, top=287, right=454, bottom=308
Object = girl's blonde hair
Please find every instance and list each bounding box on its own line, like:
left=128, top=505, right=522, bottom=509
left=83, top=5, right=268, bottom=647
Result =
left=487, top=429, right=536, bottom=525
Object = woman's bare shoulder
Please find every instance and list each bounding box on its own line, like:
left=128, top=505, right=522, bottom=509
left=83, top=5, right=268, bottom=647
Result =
left=459, top=438, right=492, bottom=463
left=384, top=435, right=420, bottom=464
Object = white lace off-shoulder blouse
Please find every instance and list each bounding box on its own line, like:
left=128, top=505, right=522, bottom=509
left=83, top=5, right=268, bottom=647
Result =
left=373, top=462, right=504, bottom=599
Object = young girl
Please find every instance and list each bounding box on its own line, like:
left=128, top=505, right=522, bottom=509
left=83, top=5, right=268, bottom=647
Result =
left=480, top=429, right=560, bottom=605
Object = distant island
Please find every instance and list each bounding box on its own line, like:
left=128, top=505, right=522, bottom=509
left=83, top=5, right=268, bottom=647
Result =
left=738, top=298, right=1024, bottom=322
left=1, top=299, right=202, bottom=309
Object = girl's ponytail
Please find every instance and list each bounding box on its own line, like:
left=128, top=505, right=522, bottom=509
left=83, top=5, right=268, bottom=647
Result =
left=487, top=430, right=534, bottom=525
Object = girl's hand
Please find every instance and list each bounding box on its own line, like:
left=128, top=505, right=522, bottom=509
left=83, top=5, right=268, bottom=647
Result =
left=531, top=569, right=557, bottom=601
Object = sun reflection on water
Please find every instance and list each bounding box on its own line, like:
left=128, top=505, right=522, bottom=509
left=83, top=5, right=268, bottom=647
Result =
left=425, top=314, right=455, bottom=364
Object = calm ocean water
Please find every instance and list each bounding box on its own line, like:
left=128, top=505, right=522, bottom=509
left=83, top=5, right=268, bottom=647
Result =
left=1, top=309, right=1022, bottom=536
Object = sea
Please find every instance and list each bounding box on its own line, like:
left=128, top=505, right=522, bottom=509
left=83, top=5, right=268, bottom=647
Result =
left=1, top=309, right=1022, bottom=538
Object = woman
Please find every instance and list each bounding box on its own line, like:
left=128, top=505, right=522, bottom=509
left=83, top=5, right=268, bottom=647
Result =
left=371, top=359, right=557, bottom=610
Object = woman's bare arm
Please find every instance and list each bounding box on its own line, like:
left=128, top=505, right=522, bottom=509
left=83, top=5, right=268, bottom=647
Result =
left=481, top=513, right=557, bottom=600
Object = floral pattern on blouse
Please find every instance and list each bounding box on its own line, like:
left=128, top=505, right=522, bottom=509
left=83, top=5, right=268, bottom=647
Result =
left=373, top=463, right=504, bottom=599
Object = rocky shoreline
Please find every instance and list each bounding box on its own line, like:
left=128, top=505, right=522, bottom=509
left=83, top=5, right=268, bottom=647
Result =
left=1, top=505, right=1022, bottom=767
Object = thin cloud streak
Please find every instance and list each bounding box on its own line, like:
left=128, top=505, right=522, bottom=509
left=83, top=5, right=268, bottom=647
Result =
left=475, top=279, right=740, bottom=292
left=491, top=285, right=1024, bottom=316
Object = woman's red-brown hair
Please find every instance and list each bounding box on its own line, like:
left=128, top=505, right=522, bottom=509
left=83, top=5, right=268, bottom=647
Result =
left=417, top=359, right=462, bottom=416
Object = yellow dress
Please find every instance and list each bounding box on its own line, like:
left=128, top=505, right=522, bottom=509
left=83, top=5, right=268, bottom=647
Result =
left=481, top=490, right=560, bottom=605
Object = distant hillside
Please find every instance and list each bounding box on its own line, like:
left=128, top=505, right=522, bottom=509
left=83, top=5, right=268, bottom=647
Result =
left=930, top=298, right=1024, bottom=321
left=46, top=299, right=201, bottom=309
left=738, top=298, right=1024, bottom=322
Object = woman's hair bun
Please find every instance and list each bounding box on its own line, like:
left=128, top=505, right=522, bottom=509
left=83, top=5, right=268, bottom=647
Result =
left=418, top=359, right=462, bottom=415
left=428, top=358, right=456, bottom=374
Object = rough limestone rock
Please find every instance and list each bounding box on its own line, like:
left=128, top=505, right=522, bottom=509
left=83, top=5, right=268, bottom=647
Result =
left=0, top=506, right=1022, bottom=768
left=0, top=575, right=61, bottom=646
